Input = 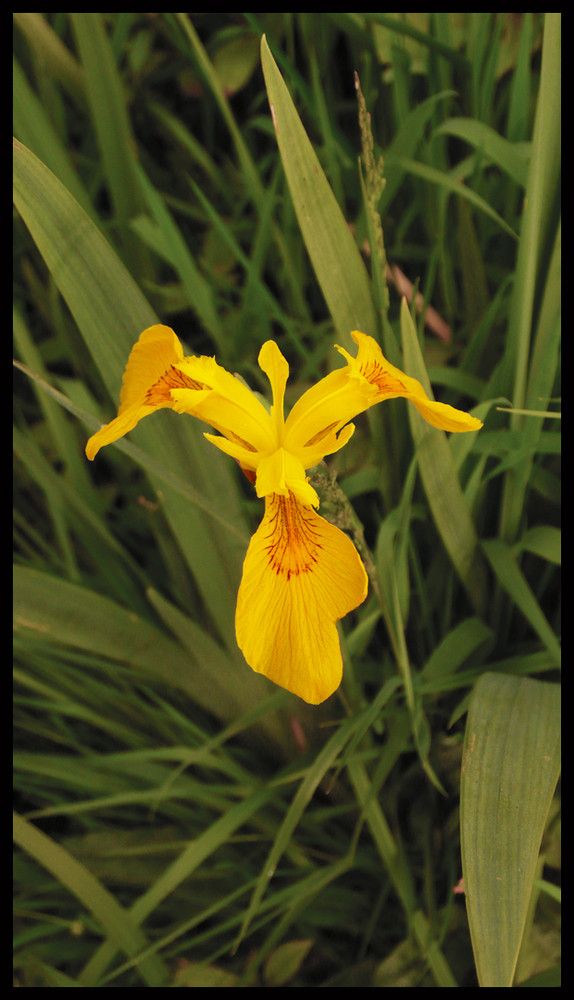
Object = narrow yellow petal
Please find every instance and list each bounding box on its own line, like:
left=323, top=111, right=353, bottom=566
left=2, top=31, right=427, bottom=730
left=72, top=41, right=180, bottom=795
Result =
left=257, top=340, right=288, bottom=439
left=297, top=421, right=356, bottom=471
left=236, top=493, right=368, bottom=704
left=202, top=431, right=259, bottom=472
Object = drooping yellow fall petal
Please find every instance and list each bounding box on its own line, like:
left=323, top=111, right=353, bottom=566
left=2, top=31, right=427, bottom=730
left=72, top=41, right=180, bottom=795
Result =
left=235, top=491, right=369, bottom=704
left=86, top=325, right=204, bottom=460
left=337, top=331, right=483, bottom=433
left=118, top=325, right=185, bottom=409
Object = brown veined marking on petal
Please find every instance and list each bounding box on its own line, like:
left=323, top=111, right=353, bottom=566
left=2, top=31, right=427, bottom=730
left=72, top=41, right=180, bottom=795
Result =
left=145, top=365, right=207, bottom=405
left=361, top=359, right=407, bottom=396
left=225, top=431, right=257, bottom=452
left=304, top=421, right=338, bottom=448
left=264, top=493, right=322, bottom=581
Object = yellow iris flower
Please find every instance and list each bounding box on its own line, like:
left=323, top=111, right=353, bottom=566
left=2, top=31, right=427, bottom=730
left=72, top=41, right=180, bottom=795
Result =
left=86, top=325, right=482, bottom=704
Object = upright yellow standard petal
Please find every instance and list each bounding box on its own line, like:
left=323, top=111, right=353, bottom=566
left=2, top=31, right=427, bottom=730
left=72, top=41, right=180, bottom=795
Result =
left=257, top=340, right=288, bottom=441
left=235, top=492, right=368, bottom=704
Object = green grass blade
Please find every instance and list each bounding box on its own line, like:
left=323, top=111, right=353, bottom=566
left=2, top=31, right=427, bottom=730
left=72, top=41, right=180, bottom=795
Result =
left=235, top=715, right=360, bottom=949
left=131, top=164, right=225, bottom=352
left=13, top=812, right=169, bottom=987
left=260, top=34, right=378, bottom=346
left=460, top=673, right=560, bottom=986
left=174, top=14, right=264, bottom=207
left=434, top=116, right=529, bottom=187
left=13, top=565, right=250, bottom=725
left=499, top=14, right=561, bottom=543
left=13, top=358, right=249, bottom=546
left=400, top=299, right=488, bottom=615
left=482, top=540, right=561, bottom=668
left=504, top=13, right=561, bottom=413
left=69, top=13, right=145, bottom=254
left=383, top=153, right=518, bottom=240
left=78, top=783, right=276, bottom=985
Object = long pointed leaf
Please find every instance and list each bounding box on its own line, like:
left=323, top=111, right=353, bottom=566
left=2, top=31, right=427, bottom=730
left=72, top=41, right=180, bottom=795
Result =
left=460, top=672, right=560, bottom=986
left=261, top=35, right=378, bottom=346
left=13, top=138, right=247, bottom=649
left=400, top=299, right=487, bottom=615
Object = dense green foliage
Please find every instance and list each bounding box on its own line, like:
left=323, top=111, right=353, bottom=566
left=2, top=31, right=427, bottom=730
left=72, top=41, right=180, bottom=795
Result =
left=14, top=14, right=560, bottom=987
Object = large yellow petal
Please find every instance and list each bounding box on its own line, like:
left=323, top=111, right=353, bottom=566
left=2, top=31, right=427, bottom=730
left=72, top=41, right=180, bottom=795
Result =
left=236, top=493, right=368, bottom=704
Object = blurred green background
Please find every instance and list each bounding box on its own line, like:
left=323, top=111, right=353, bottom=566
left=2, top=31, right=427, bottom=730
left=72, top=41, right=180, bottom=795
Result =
left=14, top=13, right=560, bottom=987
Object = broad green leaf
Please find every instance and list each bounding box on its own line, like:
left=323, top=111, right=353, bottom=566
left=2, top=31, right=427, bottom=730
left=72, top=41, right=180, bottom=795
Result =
left=461, top=673, right=561, bottom=987
left=260, top=35, right=378, bottom=346
left=13, top=56, right=94, bottom=219
left=400, top=299, right=488, bottom=615
left=13, top=13, right=86, bottom=105
left=174, top=963, right=240, bottom=987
